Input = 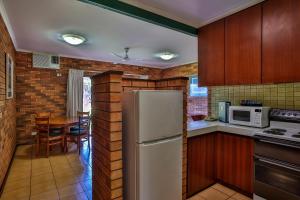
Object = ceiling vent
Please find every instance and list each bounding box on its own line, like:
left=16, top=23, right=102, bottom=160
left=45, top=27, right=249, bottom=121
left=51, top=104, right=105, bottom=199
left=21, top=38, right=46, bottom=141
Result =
left=33, top=52, right=60, bottom=69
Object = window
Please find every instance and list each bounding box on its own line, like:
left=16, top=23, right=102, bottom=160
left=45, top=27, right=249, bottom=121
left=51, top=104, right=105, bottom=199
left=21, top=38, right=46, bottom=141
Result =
left=189, top=75, right=207, bottom=97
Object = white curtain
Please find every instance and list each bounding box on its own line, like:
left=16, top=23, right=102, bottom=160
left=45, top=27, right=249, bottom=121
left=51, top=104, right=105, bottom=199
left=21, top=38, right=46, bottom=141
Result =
left=67, top=69, right=84, bottom=117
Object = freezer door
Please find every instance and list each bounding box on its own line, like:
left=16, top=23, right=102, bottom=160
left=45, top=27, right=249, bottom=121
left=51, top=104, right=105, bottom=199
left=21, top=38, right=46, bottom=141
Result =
left=137, top=136, right=182, bottom=200
left=137, top=90, right=183, bottom=143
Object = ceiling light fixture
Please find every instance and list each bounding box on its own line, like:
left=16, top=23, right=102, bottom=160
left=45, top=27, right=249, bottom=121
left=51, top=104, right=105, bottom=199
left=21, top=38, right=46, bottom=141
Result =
left=156, top=51, right=177, bottom=61
left=62, top=34, right=86, bottom=46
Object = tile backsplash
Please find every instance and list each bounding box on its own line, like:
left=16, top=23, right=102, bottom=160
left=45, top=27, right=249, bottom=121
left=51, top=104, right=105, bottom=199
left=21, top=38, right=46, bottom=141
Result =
left=209, top=83, right=300, bottom=117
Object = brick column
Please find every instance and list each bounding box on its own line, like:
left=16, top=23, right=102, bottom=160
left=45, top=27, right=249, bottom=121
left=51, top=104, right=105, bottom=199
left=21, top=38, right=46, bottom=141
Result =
left=91, top=71, right=123, bottom=200
left=156, top=77, right=189, bottom=200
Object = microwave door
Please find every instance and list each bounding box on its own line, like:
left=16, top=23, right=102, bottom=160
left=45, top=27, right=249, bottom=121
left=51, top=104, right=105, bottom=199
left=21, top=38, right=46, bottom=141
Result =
left=230, top=109, right=252, bottom=126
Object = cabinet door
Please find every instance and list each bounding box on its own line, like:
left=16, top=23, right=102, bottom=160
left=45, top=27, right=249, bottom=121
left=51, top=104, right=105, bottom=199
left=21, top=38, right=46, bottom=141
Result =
left=187, top=134, right=215, bottom=197
left=225, top=4, right=262, bottom=85
left=215, top=133, right=254, bottom=194
left=198, top=19, right=225, bottom=86
left=262, top=0, right=300, bottom=83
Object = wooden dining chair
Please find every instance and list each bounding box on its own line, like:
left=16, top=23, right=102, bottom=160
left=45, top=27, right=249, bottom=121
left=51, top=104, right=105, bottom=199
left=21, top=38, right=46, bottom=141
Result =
left=35, top=116, right=65, bottom=157
left=36, top=112, right=51, bottom=117
left=65, top=114, right=90, bottom=154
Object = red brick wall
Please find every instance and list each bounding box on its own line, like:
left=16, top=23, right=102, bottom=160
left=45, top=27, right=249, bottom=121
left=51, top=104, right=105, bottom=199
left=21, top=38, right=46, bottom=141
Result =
left=161, top=63, right=198, bottom=79
left=0, top=15, right=16, bottom=189
left=92, top=71, right=123, bottom=200
left=122, top=78, right=156, bottom=92
left=15, top=52, right=162, bottom=142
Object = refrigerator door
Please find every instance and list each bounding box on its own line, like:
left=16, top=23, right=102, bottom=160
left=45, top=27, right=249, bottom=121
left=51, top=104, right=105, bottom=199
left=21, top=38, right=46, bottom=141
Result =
left=137, top=90, right=183, bottom=143
left=137, top=135, right=182, bottom=200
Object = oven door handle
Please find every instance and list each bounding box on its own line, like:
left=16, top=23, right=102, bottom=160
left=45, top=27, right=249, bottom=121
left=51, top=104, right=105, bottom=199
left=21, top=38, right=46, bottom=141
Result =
left=255, top=138, right=300, bottom=149
left=255, top=156, right=300, bottom=172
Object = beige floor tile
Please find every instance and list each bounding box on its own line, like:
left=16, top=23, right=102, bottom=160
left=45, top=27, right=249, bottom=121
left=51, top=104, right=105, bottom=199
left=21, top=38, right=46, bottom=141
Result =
left=30, top=180, right=57, bottom=196
left=32, top=158, right=50, bottom=166
left=55, top=175, right=80, bottom=187
left=53, top=169, right=75, bottom=179
left=51, top=162, right=72, bottom=172
left=232, top=193, right=252, bottom=200
left=58, top=183, right=84, bottom=198
left=212, top=183, right=236, bottom=196
left=1, top=186, right=30, bottom=200
left=199, top=188, right=229, bottom=200
left=10, top=161, right=31, bottom=170
left=80, top=179, right=92, bottom=192
left=69, top=160, right=88, bottom=168
left=74, top=171, right=92, bottom=182
left=49, top=155, right=68, bottom=163
left=10, top=159, right=31, bottom=167
left=3, top=178, right=30, bottom=193
left=67, top=155, right=87, bottom=163
left=188, top=194, right=206, bottom=200
left=1, top=144, right=92, bottom=200
left=60, top=192, right=88, bottom=200
left=72, top=165, right=91, bottom=175
left=30, top=189, right=59, bottom=200
left=31, top=172, right=54, bottom=185
left=9, top=167, right=31, bottom=176
left=31, top=166, right=52, bottom=177
left=32, top=164, right=51, bottom=171
left=85, top=189, right=92, bottom=200
left=6, top=171, right=31, bottom=182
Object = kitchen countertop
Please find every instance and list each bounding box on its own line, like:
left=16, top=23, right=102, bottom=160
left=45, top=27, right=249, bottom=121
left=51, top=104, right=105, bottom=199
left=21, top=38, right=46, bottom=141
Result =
left=187, top=120, right=264, bottom=138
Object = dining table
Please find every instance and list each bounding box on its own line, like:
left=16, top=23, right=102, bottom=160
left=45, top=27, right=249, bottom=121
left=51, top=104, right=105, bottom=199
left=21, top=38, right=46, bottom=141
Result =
left=35, top=116, right=79, bottom=154
left=47, top=116, right=79, bottom=128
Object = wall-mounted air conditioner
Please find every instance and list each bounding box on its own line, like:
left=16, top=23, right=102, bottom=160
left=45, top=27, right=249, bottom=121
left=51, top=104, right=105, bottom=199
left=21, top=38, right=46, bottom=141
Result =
left=32, top=52, right=60, bottom=69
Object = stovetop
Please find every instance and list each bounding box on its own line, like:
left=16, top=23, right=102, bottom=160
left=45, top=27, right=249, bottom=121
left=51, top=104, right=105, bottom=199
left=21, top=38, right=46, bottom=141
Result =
left=255, top=121, right=300, bottom=142
left=254, top=109, right=300, bottom=143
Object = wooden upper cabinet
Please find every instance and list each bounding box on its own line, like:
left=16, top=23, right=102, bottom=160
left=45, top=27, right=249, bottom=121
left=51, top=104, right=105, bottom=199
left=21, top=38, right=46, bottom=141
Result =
left=262, top=0, right=300, bottom=83
left=198, top=19, right=225, bottom=86
left=225, top=4, right=262, bottom=85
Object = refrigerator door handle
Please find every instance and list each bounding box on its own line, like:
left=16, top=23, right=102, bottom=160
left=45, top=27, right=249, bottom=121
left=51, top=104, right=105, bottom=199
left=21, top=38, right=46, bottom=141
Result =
left=140, top=134, right=182, bottom=146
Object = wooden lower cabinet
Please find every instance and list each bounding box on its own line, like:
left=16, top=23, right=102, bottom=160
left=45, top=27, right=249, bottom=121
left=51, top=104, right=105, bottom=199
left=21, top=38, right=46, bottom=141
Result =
left=187, top=133, right=216, bottom=197
left=215, top=132, right=254, bottom=194
left=187, top=132, right=254, bottom=198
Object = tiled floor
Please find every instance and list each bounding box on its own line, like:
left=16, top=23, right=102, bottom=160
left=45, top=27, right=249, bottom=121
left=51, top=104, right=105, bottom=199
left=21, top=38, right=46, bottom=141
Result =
left=0, top=142, right=92, bottom=200
left=188, top=183, right=252, bottom=200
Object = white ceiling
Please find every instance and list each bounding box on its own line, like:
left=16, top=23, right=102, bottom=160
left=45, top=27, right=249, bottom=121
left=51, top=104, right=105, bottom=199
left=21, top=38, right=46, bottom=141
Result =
left=1, top=0, right=263, bottom=68
left=122, top=0, right=264, bottom=27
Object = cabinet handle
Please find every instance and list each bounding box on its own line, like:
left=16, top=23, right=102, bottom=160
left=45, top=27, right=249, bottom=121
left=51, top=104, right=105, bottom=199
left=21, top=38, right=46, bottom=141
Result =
left=255, top=156, right=300, bottom=173
left=256, top=138, right=300, bottom=149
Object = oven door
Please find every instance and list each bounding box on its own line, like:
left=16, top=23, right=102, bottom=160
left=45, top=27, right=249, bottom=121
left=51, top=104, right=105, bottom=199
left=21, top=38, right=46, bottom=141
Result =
left=254, top=156, right=300, bottom=200
left=229, top=107, right=252, bottom=126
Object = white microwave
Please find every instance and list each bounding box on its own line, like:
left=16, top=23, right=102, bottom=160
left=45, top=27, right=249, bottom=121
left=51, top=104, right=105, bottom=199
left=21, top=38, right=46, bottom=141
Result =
left=229, top=106, right=270, bottom=128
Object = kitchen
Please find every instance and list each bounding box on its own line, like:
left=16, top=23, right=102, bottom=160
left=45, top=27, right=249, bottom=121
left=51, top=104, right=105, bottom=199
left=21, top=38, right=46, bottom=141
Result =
left=188, top=0, right=300, bottom=199
left=0, top=0, right=300, bottom=200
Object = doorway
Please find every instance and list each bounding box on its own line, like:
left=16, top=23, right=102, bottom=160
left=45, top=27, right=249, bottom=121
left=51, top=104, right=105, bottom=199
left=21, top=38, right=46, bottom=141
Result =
left=83, top=77, right=91, bottom=113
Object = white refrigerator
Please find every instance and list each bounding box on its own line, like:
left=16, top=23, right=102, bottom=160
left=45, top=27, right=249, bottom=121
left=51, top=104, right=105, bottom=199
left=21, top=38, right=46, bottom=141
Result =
left=122, top=90, right=183, bottom=200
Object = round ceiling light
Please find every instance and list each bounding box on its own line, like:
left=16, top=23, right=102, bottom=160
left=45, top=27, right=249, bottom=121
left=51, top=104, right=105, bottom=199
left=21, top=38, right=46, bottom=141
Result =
left=156, top=51, right=177, bottom=61
left=62, top=34, right=86, bottom=46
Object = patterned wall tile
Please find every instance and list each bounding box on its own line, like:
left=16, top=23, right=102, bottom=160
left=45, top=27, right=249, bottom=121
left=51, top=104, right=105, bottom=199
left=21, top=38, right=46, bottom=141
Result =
left=209, top=83, right=300, bottom=117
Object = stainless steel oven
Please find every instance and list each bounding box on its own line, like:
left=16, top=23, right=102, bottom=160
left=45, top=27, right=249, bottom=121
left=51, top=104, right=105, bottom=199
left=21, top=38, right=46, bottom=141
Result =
left=254, top=136, right=300, bottom=200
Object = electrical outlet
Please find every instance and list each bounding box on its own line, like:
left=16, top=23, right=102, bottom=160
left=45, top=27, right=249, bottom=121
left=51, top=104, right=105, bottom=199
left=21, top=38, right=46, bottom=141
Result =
left=31, top=131, right=37, bottom=136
